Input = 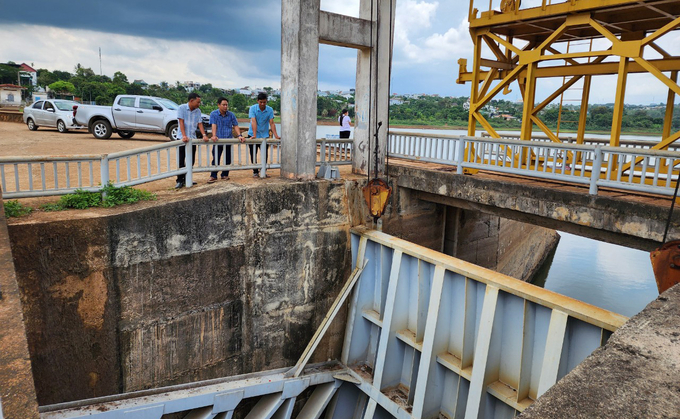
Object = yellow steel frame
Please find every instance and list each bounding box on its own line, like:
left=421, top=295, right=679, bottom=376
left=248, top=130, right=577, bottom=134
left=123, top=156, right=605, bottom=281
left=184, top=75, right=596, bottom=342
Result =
left=460, top=0, right=680, bottom=180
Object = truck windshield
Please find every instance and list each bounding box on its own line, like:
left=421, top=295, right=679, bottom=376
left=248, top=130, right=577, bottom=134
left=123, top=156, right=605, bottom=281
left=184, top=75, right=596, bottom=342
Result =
left=157, top=99, right=179, bottom=110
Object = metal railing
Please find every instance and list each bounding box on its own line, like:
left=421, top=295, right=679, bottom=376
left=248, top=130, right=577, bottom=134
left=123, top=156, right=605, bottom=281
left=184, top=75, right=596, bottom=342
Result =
left=389, top=131, right=680, bottom=197
left=0, top=138, right=352, bottom=199
left=481, top=132, right=679, bottom=152
left=471, top=0, right=576, bottom=18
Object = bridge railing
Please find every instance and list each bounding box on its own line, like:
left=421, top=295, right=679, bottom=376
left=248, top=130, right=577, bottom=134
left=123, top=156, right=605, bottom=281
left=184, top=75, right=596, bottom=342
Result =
left=482, top=132, right=680, bottom=152
left=389, top=132, right=680, bottom=196
left=470, top=0, right=579, bottom=19
left=0, top=138, right=352, bottom=199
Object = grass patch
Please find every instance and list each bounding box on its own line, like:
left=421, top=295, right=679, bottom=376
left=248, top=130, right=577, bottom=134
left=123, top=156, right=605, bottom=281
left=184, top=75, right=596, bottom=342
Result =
left=100, top=183, right=156, bottom=207
left=38, top=183, right=156, bottom=211
left=4, top=200, right=33, bottom=218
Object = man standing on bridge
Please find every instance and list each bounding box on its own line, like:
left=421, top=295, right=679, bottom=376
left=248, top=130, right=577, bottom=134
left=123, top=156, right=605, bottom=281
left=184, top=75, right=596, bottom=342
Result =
left=176, top=92, right=209, bottom=189
left=248, top=92, right=280, bottom=178
left=208, top=97, right=243, bottom=183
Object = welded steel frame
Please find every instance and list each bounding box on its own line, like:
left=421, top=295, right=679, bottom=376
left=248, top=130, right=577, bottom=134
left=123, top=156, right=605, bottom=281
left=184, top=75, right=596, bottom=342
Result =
left=40, top=365, right=350, bottom=419
left=459, top=0, right=680, bottom=179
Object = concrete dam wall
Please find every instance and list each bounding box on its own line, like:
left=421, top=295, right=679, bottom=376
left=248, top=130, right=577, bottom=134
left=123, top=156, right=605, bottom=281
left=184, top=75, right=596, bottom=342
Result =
left=7, top=177, right=558, bottom=406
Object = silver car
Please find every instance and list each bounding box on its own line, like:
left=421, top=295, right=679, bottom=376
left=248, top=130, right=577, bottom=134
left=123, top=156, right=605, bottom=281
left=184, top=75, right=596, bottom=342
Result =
left=23, top=99, right=85, bottom=133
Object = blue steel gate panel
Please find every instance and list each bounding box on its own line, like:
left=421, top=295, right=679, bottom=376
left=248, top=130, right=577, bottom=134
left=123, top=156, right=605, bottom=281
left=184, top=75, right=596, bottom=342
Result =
left=334, top=228, right=627, bottom=419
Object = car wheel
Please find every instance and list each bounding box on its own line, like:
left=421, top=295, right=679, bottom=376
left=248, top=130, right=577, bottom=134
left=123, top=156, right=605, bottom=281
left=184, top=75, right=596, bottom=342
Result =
left=57, top=120, right=68, bottom=133
left=167, top=123, right=179, bottom=141
left=118, top=131, right=135, bottom=139
left=92, top=120, right=112, bottom=139
left=27, top=118, right=38, bottom=131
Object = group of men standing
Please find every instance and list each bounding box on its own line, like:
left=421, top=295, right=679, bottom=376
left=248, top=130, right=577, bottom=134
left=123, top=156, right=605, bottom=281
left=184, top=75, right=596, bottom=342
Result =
left=174, top=92, right=280, bottom=189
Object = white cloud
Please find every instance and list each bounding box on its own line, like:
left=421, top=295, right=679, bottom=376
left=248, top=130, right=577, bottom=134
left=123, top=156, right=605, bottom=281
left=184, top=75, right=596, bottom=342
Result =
left=393, top=1, right=471, bottom=64
left=0, top=24, right=282, bottom=89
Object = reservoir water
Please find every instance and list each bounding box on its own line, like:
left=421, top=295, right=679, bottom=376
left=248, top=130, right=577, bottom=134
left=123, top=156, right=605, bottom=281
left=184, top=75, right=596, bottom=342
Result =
left=312, top=124, right=660, bottom=318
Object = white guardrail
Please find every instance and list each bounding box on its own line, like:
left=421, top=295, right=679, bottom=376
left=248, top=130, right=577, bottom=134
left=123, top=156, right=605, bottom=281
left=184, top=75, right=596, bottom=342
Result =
left=1, top=132, right=678, bottom=199
left=0, top=138, right=352, bottom=199
left=389, top=131, right=680, bottom=197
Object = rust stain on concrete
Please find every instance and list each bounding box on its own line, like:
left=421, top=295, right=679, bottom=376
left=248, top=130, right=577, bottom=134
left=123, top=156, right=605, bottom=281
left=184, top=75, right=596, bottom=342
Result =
left=49, top=271, right=108, bottom=330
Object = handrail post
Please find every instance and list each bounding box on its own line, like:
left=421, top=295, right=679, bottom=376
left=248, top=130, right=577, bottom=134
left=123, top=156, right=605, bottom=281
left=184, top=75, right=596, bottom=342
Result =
left=186, top=139, right=193, bottom=187
left=261, top=139, right=268, bottom=178
left=456, top=136, right=466, bottom=175
left=590, top=146, right=603, bottom=195
left=320, top=139, right=327, bottom=164
left=100, top=154, right=109, bottom=197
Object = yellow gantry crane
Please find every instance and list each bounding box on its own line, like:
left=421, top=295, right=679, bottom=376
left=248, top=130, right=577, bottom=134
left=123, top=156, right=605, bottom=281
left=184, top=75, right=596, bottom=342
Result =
left=457, top=0, right=680, bottom=182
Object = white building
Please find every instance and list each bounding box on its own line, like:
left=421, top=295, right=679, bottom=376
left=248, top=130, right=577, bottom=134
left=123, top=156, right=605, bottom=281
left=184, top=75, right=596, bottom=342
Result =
left=0, top=84, right=24, bottom=107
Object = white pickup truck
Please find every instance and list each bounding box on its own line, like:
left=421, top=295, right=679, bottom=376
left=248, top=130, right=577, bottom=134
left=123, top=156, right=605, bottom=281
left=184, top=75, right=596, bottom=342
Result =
left=72, top=95, right=210, bottom=140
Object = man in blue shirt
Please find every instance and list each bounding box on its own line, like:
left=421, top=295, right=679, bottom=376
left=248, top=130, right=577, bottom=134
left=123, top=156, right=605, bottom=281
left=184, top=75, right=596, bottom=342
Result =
left=208, top=97, right=243, bottom=183
left=248, top=92, right=280, bottom=177
left=176, top=92, right=208, bottom=189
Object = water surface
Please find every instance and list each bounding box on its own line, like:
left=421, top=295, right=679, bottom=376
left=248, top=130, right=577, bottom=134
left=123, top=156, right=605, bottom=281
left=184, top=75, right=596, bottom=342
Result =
left=533, top=232, right=658, bottom=317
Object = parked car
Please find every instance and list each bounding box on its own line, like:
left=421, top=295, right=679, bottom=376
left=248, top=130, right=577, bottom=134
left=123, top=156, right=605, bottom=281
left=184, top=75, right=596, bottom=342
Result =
left=23, top=99, right=85, bottom=133
left=72, top=95, right=210, bottom=140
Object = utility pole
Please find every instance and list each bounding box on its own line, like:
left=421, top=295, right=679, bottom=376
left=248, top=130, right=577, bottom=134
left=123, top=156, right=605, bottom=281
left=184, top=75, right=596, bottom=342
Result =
left=99, top=48, right=102, bottom=76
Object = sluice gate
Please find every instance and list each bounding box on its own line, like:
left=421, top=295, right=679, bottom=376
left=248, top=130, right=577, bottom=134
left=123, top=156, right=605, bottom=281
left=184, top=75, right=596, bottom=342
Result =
left=41, top=228, right=626, bottom=419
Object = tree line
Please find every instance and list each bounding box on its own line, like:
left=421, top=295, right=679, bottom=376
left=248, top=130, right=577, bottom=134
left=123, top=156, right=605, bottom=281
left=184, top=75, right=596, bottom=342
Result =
left=388, top=96, right=680, bottom=133
left=4, top=62, right=678, bottom=133
left=5, top=63, right=357, bottom=121
left=31, top=64, right=276, bottom=117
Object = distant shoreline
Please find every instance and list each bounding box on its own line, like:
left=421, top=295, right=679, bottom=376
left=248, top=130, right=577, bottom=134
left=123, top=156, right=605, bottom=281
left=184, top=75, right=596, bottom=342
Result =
left=238, top=118, right=663, bottom=137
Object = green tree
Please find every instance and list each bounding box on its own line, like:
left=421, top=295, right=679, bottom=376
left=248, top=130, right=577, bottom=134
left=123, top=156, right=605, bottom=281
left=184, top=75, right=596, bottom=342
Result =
left=52, top=70, right=72, bottom=81
left=126, top=83, right=145, bottom=95
left=0, top=64, right=19, bottom=84
left=113, top=71, right=128, bottom=86
left=37, top=69, right=56, bottom=87
left=95, top=95, right=111, bottom=105
left=107, top=83, right=126, bottom=98
left=74, top=64, right=95, bottom=78
left=48, top=80, right=76, bottom=96
left=230, top=93, right=248, bottom=113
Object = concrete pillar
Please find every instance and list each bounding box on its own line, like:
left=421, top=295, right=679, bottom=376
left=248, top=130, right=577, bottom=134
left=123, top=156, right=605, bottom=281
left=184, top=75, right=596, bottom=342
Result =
left=353, top=0, right=396, bottom=176
left=281, top=0, right=320, bottom=180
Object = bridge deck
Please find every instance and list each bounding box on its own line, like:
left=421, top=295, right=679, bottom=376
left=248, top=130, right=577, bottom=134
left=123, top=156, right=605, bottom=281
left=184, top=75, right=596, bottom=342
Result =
left=388, top=158, right=677, bottom=250
left=392, top=157, right=672, bottom=209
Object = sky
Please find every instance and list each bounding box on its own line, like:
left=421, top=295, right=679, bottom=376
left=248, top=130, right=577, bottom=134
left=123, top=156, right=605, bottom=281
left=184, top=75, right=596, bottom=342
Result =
left=0, top=0, right=678, bottom=104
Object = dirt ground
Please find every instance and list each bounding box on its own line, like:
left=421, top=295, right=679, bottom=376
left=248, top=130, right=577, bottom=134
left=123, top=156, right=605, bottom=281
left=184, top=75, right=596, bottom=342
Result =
left=0, top=120, right=331, bottom=218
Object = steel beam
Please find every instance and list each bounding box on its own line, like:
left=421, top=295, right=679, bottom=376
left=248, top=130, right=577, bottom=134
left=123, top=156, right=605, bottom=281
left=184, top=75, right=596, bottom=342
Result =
left=520, top=63, right=537, bottom=141
left=610, top=57, right=629, bottom=147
